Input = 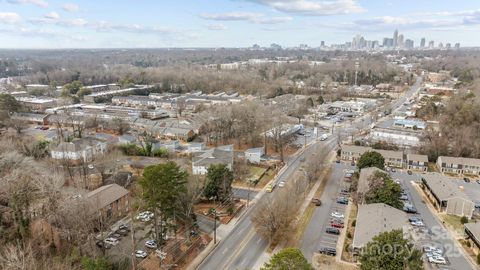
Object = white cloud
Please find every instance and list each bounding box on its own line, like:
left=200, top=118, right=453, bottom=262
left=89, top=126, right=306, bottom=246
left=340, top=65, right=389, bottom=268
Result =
left=200, top=12, right=292, bottom=24
left=0, top=12, right=21, bottom=24
left=207, top=24, right=227, bottom=31
left=44, top=12, right=60, bottom=20
left=62, top=3, right=80, bottom=12
left=7, top=0, right=48, bottom=8
left=246, top=0, right=365, bottom=16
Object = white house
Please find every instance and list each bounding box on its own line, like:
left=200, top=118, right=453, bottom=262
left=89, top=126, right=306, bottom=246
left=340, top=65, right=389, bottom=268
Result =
left=245, top=147, right=265, bottom=164
left=51, top=139, right=107, bottom=163
left=192, top=148, right=233, bottom=175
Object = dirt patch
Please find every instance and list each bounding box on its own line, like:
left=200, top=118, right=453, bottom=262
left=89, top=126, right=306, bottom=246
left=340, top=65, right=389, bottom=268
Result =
left=194, top=200, right=245, bottom=224
left=341, top=204, right=358, bottom=263
left=313, top=254, right=358, bottom=270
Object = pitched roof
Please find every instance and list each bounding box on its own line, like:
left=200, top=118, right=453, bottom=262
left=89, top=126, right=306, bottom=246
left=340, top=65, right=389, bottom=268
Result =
left=438, top=156, right=480, bottom=167
left=192, top=148, right=233, bottom=167
left=358, top=167, right=385, bottom=198
left=407, top=154, right=428, bottom=163
left=352, top=203, right=408, bottom=249
left=376, top=149, right=403, bottom=160
left=86, top=184, right=129, bottom=215
left=341, top=145, right=371, bottom=154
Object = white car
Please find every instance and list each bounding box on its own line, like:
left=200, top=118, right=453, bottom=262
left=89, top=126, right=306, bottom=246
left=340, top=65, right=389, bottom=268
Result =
left=145, top=239, right=157, bottom=249
left=278, top=181, right=285, bottom=188
left=136, top=211, right=154, bottom=221
left=410, top=220, right=424, bottom=227
left=428, top=256, right=446, bottom=264
left=330, top=212, right=344, bottom=219
left=426, top=251, right=443, bottom=258
left=423, top=246, right=442, bottom=254
left=135, top=250, right=148, bottom=258
left=104, top=237, right=119, bottom=246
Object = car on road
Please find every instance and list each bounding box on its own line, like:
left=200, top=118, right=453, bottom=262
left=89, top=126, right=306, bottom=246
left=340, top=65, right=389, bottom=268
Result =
left=331, top=212, right=344, bottom=219
left=318, top=247, right=336, bottom=256
left=135, top=250, right=148, bottom=259
left=336, top=197, right=348, bottom=205
left=136, top=211, right=154, bottom=221
left=428, top=256, right=447, bottom=265
left=266, top=183, right=276, bottom=193
left=463, top=177, right=470, bottom=183
left=476, top=180, right=480, bottom=184
left=400, top=194, right=409, bottom=201
left=145, top=240, right=157, bottom=249
left=278, top=181, right=285, bottom=188
left=104, top=238, right=119, bottom=246
left=311, top=198, right=322, bottom=206
left=326, top=227, right=340, bottom=235
left=336, top=159, right=341, bottom=163
left=407, top=170, right=413, bottom=175
left=423, top=245, right=442, bottom=254
left=119, top=224, right=130, bottom=231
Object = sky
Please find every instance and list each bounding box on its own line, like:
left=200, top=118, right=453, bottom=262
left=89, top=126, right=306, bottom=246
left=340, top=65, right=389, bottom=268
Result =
left=0, top=0, right=479, bottom=48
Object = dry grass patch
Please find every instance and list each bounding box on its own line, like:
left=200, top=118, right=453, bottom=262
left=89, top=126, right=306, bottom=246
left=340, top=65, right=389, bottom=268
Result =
left=313, top=254, right=358, bottom=270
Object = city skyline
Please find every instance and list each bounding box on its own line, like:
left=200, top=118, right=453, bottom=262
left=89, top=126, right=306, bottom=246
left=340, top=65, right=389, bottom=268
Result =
left=0, top=0, right=479, bottom=48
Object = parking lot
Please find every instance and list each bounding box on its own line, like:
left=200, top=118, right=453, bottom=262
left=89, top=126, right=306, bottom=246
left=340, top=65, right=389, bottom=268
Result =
left=391, top=171, right=474, bottom=270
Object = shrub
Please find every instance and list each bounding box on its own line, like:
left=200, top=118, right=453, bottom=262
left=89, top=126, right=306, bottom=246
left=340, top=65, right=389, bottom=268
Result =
left=460, top=216, right=469, bottom=224
left=347, top=232, right=352, bottom=239
left=477, top=253, right=480, bottom=265
left=465, top=240, right=471, bottom=248
left=154, top=147, right=169, bottom=158
left=351, top=219, right=356, bottom=227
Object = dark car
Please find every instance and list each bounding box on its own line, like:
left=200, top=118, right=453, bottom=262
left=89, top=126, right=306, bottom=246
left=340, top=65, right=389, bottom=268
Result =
left=95, top=240, right=111, bottom=249
left=404, top=206, right=418, bottom=214
left=336, top=197, right=348, bottom=205
left=116, top=229, right=129, bottom=236
left=336, top=159, right=341, bottom=163
left=464, top=177, right=471, bottom=183
left=407, top=170, right=413, bottom=175
left=318, top=247, right=336, bottom=256
left=311, top=198, right=322, bottom=206
left=326, top=227, right=340, bottom=235
left=119, top=224, right=130, bottom=231
left=477, top=180, right=480, bottom=185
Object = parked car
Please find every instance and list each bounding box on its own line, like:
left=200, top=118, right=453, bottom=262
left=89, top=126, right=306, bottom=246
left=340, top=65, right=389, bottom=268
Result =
left=428, top=256, right=447, bottom=264
left=336, top=159, right=341, bottom=163
left=278, top=181, right=285, bottom=188
left=96, top=240, right=111, bottom=249
left=145, top=240, right=157, bottom=249
left=266, top=183, right=276, bottom=193
left=411, top=220, right=425, bottom=227
left=135, top=250, right=148, bottom=259
left=136, top=211, right=154, bottom=221
left=330, top=218, right=344, bottom=224
left=326, top=227, right=341, bottom=235
left=400, top=194, right=409, bottom=201
left=336, top=197, right=348, bottom=205
left=463, top=177, right=470, bottom=183
left=318, top=247, right=336, bottom=256
left=404, top=206, right=417, bottom=214
left=476, top=180, right=480, bottom=184
left=311, top=198, right=322, bottom=206
left=331, top=222, right=344, bottom=228
left=407, top=170, right=413, bottom=175
left=331, top=212, right=344, bottom=219
left=391, top=168, right=396, bottom=172
left=104, top=238, right=119, bottom=246
left=116, top=229, right=129, bottom=236
left=119, top=224, right=130, bottom=231
left=423, top=245, right=443, bottom=254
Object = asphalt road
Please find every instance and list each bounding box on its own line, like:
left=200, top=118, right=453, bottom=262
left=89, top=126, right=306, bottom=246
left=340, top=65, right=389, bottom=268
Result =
left=232, top=187, right=259, bottom=200
left=392, top=171, right=475, bottom=270
left=197, top=136, right=338, bottom=270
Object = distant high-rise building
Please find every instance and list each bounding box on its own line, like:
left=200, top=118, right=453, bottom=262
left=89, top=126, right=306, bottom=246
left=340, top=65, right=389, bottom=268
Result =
left=321, top=41, right=325, bottom=47
left=428, top=41, right=435, bottom=49
left=393, top=29, right=399, bottom=47
left=398, top=34, right=404, bottom=48
left=455, top=43, right=460, bottom=49
left=438, top=42, right=444, bottom=48
left=405, top=39, right=414, bottom=49
left=420, top=38, right=426, bottom=48
left=383, top=38, right=394, bottom=48
left=446, top=43, right=451, bottom=49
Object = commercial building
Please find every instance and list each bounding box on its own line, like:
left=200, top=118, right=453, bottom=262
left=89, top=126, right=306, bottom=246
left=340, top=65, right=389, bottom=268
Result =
left=421, top=173, right=475, bottom=218
left=437, top=156, right=480, bottom=176
left=352, top=203, right=408, bottom=250
left=15, top=96, right=56, bottom=111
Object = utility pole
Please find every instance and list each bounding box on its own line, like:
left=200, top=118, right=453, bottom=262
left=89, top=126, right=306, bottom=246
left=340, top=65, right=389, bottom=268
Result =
left=213, top=198, right=217, bottom=244
left=354, top=60, right=360, bottom=86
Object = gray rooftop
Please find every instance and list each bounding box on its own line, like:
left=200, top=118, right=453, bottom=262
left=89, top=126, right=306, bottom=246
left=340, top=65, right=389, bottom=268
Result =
left=86, top=184, right=129, bottom=215
left=407, top=154, right=428, bottom=163
left=422, top=173, right=471, bottom=201
left=192, top=148, right=233, bottom=167
left=438, top=156, right=480, bottom=167
left=352, top=203, right=408, bottom=249
left=465, top=223, right=480, bottom=244
left=358, top=167, right=385, bottom=200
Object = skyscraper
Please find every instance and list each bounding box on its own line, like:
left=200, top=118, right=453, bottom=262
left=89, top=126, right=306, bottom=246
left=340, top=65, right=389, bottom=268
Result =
left=321, top=41, right=325, bottom=47
left=455, top=43, right=460, bottom=49
left=398, top=34, right=404, bottom=48
left=393, top=29, right=399, bottom=48
left=405, top=39, right=414, bottom=49
left=420, top=38, right=426, bottom=48
left=428, top=41, right=435, bottom=49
